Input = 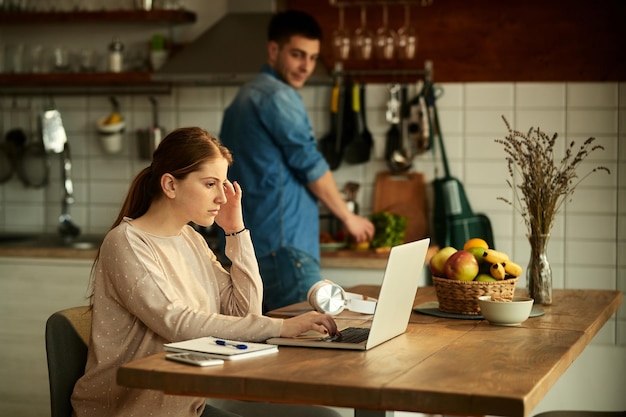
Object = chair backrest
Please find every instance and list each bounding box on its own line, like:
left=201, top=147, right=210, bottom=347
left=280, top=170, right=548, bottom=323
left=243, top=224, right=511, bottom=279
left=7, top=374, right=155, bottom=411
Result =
left=45, top=306, right=92, bottom=417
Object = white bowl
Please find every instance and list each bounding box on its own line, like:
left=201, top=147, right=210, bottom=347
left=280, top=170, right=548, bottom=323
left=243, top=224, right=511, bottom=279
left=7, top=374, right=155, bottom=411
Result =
left=478, top=295, right=534, bottom=326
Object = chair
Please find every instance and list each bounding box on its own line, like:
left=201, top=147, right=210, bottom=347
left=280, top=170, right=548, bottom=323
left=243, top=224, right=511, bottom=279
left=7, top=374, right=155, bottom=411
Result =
left=45, top=306, right=92, bottom=417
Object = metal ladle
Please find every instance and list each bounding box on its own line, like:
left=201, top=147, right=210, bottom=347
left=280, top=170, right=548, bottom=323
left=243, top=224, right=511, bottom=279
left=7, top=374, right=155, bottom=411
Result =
left=58, top=142, right=80, bottom=239
left=41, top=107, right=80, bottom=239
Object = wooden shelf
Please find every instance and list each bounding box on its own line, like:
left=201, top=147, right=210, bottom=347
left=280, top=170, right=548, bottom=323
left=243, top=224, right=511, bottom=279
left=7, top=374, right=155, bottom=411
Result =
left=0, top=9, right=196, bottom=25
left=0, top=10, right=196, bottom=93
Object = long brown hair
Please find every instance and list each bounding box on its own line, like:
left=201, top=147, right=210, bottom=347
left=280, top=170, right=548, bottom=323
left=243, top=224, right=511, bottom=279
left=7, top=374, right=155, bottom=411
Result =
left=88, top=127, right=232, bottom=304
left=110, top=126, right=232, bottom=229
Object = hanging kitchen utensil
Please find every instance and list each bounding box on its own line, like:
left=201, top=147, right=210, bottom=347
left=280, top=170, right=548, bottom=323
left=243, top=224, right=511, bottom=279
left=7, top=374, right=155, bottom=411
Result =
left=405, top=81, right=431, bottom=155
left=343, top=83, right=371, bottom=164
left=0, top=101, right=16, bottom=184
left=385, top=84, right=411, bottom=173
left=426, top=82, right=495, bottom=249
left=16, top=99, right=49, bottom=188
left=138, top=96, right=164, bottom=160
left=97, top=96, right=125, bottom=155
left=58, top=141, right=80, bottom=238
left=318, top=78, right=343, bottom=170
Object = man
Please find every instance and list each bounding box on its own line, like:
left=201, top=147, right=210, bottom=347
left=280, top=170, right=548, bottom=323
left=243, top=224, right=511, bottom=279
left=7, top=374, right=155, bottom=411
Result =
left=219, top=10, right=375, bottom=312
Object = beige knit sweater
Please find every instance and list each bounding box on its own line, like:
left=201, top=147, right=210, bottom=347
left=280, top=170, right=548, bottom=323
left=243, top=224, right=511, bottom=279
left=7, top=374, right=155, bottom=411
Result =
left=72, top=219, right=282, bottom=417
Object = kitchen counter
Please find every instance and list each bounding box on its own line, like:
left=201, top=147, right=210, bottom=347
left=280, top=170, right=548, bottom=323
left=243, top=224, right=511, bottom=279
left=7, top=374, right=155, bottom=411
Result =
left=0, top=240, right=438, bottom=269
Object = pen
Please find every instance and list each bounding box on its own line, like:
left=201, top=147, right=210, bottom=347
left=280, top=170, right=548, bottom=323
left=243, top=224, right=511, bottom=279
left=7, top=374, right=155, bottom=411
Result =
left=215, top=339, right=248, bottom=350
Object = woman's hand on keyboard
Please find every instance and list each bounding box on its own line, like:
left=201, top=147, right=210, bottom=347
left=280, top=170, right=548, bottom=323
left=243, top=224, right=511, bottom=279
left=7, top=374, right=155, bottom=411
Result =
left=280, top=311, right=339, bottom=338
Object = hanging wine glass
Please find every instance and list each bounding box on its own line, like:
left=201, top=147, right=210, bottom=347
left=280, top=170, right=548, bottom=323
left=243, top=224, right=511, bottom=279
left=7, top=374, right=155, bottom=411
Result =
left=396, top=3, right=418, bottom=60
left=332, top=5, right=351, bottom=61
left=352, top=6, right=373, bottom=60
left=374, top=4, right=396, bottom=60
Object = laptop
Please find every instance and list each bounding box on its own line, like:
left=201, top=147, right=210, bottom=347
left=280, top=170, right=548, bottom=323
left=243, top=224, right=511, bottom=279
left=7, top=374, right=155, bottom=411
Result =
left=266, top=238, right=430, bottom=351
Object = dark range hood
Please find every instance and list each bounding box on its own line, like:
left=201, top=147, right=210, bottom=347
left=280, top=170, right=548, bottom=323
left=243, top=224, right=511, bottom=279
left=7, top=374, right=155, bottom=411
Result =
left=152, top=13, right=332, bottom=85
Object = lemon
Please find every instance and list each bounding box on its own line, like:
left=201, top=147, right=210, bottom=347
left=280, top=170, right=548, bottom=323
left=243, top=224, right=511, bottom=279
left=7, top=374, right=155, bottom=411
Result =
left=463, top=238, right=489, bottom=251
left=105, top=112, right=122, bottom=125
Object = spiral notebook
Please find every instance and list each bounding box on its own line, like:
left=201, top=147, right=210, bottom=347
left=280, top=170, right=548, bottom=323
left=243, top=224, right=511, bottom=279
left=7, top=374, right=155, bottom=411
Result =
left=164, top=336, right=278, bottom=361
left=266, top=238, right=430, bottom=350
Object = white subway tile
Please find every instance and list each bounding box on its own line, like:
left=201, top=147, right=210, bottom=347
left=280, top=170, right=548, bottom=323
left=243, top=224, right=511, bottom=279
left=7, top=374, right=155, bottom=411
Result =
left=436, top=83, right=463, bottom=108
left=465, top=109, right=514, bottom=134
left=566, top=266, right=616, bottom=290
left=567, top=83, right=619, bottom=108
left=178, top=86, right=222, bottom=109
left=464, top=134, right=509, bottom=159
left=514, top=109, right=565, bottom=135
left=566, top=214, right=616, bottom=239
left=88, top=159, right=132, bottom=181
left=566, top=188, right=617, bottom=214
left=515, top=83, right=566, bottom=108
left=566, top=241, right=616, bottom=266
left=567, top=109, right=618, bottom=135
left=465, top=83, right=514, bottom=108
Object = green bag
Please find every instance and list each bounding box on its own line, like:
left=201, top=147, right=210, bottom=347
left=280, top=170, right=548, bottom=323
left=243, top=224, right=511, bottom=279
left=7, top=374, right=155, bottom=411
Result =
left=425, top=83, right=495, bottom=250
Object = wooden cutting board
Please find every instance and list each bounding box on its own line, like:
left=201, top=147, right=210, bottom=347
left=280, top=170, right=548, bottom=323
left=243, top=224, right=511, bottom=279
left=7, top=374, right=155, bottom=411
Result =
left=373, top=171, right=429, bottom=243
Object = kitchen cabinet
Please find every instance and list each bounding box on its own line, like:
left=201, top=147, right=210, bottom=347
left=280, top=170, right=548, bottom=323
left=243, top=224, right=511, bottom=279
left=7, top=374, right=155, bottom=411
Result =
left=0, top=257, right=93, bottom=417
left=0, top=9, right=196, bottom=92
left=289, top=0, right=625, bottom=82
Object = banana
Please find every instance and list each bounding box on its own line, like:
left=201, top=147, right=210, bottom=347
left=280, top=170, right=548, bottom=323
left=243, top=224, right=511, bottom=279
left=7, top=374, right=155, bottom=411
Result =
left=482, top=249, right=509, bottom=264
left=490, top=262, right=506, bottom=280
left=503, top=261, right=523, bottom=277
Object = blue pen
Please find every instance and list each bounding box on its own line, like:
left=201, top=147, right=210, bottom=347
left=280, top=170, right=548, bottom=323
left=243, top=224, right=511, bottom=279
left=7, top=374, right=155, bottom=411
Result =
left=215, top=339, right=248, bottom=350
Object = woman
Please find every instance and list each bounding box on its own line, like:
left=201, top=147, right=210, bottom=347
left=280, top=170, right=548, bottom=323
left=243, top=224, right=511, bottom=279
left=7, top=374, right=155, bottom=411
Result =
left=71, top=127, right=338, bottom=417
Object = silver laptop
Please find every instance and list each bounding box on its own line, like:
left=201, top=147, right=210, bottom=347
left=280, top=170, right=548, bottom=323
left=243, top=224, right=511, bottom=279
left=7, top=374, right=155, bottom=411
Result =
left=266, top=238, right=430, bottom=351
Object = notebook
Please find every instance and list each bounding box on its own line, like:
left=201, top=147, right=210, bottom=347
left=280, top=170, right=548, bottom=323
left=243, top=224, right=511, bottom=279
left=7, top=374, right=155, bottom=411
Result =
left=266, top=238, right=430, bottom=351
left=164, top=336, right=278, bottom=361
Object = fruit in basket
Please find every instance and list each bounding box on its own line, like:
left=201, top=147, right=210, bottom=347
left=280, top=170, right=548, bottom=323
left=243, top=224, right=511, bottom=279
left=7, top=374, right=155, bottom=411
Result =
left=463, top=238, right=489, bottom=251
left=482, top=248, right=509, bottom=264
left=429, top=246, right=457, bottom=277
left=475, top=273, right=497, bottom=282
left=444, top=250, right=479, bottom=281
left=490, top=262, right=507, bottom=280
left=503, top=260, right=523, bottom=277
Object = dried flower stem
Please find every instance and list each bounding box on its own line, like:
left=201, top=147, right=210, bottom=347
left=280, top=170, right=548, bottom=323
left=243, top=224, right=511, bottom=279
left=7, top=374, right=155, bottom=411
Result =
left=495, top=116, right=610, bottom=237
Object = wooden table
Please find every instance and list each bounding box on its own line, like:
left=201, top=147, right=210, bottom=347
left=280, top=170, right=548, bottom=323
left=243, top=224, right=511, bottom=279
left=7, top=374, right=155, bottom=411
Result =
left=117, top=286, right=622, bottom=417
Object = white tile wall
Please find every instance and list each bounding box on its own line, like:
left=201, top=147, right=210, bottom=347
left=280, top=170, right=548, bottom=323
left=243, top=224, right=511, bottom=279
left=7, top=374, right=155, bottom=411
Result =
left=0, top=82, right=624, bottom=347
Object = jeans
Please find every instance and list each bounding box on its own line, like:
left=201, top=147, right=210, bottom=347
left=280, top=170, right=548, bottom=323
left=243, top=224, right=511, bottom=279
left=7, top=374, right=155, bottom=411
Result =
left=257, top=246, right=321, bottom=313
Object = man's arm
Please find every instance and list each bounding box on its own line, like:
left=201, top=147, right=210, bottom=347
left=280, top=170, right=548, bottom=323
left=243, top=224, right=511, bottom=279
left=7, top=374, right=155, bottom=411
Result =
left=307, top=170, right=375, bottom=243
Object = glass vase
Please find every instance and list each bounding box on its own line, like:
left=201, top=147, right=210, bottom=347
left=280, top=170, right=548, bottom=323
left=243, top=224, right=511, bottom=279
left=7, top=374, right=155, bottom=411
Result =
left=526, top=233, right=552, bottom=305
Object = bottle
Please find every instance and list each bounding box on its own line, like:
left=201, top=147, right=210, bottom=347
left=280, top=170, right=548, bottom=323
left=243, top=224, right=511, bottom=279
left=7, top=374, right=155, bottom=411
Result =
left=108, top=37, right=124, bottom=73
left=149, top=34, right=168, bottom=71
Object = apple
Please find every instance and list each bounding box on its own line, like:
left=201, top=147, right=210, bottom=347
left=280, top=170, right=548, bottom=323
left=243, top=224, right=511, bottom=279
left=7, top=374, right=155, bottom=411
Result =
left=475, top=273, right=497, bottom=282
left=429, top=246, right=458, bottom=278
left=444, top=250, right=479, bottom=281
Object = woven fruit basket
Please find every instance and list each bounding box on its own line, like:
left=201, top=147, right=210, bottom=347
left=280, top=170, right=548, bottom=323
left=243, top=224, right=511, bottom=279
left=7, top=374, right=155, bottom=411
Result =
left=433, top=276, right=519, bottom=315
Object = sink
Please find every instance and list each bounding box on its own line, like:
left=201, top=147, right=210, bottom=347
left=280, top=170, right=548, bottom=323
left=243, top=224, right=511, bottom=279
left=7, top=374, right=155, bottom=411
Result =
left=0, top=233, right=104, bottom=250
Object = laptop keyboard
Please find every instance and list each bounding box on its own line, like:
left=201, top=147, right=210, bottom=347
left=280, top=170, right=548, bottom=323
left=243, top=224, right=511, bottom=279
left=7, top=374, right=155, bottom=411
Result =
left=323, top=327, right=370, bottom=344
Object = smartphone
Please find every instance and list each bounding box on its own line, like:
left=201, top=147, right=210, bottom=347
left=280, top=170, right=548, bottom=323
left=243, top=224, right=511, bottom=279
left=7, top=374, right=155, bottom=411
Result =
left=165, top=353, right=224, bottom=367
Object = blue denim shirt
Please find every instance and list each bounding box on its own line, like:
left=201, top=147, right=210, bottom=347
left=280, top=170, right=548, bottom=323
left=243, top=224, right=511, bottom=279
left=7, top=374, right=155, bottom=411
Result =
left=219, top=65, right=329, bottom=261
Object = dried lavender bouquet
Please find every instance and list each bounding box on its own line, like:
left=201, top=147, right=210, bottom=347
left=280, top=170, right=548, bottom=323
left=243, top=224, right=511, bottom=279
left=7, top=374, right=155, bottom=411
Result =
left=495, top=116, right=610, bottom=237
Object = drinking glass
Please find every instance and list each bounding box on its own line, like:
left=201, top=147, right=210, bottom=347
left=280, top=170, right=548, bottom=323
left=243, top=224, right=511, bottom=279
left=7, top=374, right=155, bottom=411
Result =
left=374, top=4, right=396, bottom=60
left=351, top=6, right=373, bottom=60
left=396, top=4, right=418, bottom=60
left=332, top=5, right=350, bottom=61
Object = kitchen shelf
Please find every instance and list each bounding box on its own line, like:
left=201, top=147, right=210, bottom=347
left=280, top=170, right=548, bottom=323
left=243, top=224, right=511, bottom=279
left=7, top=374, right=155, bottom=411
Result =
left=332, top=60, right=433, bottom=84
left=0, top=72, right=172, bottom=95
left=0, top=9, right=197, bottom=94
left=0, top=9, right=196, bottom=25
